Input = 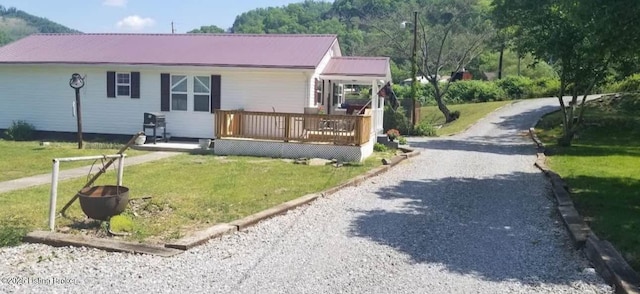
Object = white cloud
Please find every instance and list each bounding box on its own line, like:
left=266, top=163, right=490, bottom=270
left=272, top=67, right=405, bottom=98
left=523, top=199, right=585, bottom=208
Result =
left=103, top=0, right=127, bottom=7
left=117, top=15, right=155, bottom=31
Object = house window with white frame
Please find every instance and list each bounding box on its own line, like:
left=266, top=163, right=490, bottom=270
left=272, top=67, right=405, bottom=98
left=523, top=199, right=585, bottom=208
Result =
left=171, top=75, right=188, bottom=111
left=116, top=73, right=130, bottom=96
left=193, top=76, right=210, bottom=112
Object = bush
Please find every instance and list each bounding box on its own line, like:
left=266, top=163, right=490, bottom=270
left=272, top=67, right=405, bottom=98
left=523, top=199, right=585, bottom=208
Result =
left=4, top=120, right=36, bottom=141
left=398, top=136, right=408, bottom=145
left=0, top=226, right=26, bottom=247
left=446, top=80, right=507, bottom=103
left=374, top=142, right=388, bottom=152
left=383, top=105, right=411, bottom=135
left=495, top=76, right=534, bottom=99
left=531, top=77, right=561, bottom=97
left=411, top=121, right=437, bottom=137
left=611, top=74, right=640, bottom=93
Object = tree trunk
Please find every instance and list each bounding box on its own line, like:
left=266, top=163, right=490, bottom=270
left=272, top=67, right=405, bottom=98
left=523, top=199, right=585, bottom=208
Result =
left=433, top=81, right=454, bottom=122
left=498, top=43, right=505, bottom=79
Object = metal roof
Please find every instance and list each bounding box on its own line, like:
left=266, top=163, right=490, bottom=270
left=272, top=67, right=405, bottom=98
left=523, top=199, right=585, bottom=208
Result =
left=321, top=57, right=390, bottom=78
left=0, top=33, right=338, bottom=69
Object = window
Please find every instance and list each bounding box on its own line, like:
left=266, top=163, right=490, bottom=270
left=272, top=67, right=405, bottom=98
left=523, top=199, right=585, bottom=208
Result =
left=193, top=76, right=210, bottom=112
left=116, top=73, right=130, bottom=96
left=171, top=75, right=187, bottom=111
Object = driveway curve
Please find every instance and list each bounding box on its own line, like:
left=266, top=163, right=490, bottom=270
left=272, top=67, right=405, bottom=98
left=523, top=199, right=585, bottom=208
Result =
left=0, top=98, right=611, bottom=293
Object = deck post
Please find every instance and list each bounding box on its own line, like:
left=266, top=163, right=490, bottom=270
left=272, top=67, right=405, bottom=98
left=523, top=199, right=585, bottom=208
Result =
left=284, top=113, right=291, bottom=142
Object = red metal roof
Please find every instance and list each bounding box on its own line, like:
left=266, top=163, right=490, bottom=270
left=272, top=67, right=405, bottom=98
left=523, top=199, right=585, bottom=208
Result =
left=321, top=57, right=390, bottom=77
left=0, top=33, right=338, bottom=69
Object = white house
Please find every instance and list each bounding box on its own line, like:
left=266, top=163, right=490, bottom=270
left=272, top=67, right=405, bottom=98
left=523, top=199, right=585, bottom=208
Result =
left=0, top=33, right=392, bottom=161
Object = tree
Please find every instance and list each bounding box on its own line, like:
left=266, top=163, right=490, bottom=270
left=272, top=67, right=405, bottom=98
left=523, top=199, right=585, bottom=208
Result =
left=369, top=0, right=493, bottom=123
left=188, top=25, right=226, bottom=34
left=493, top=0, right=640, bottom=146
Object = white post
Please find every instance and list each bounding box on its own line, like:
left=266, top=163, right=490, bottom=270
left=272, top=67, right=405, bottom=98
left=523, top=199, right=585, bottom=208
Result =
left=49, top=160, right=60, bottom=231
left=117, top=154, right=125, bottom=186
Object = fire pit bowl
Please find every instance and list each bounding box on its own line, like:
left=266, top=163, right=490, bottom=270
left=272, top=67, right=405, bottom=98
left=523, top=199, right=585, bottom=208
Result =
left=77, top=185, right=129, bottom=220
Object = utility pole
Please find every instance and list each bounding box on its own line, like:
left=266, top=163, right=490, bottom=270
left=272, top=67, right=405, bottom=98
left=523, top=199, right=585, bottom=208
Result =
left=171, top=22, right=175, bottom=34
left=410, top=11, right=418, bottom=128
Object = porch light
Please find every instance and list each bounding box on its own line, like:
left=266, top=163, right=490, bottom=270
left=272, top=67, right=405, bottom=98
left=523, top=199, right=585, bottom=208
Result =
left=69, top=73, right=85, bottom=149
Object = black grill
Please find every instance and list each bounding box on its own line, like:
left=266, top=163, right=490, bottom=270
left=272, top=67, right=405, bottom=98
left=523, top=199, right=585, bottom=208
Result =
left=143, top=112, right=167, bottom=144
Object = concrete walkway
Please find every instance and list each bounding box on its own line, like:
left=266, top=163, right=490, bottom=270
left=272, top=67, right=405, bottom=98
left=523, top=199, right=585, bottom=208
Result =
left=0, top=151, right=180, bottom=194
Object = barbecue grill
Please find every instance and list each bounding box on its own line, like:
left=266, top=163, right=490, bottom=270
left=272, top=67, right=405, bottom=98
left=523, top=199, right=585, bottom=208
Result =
left=143, top=112, right=167, bottom=144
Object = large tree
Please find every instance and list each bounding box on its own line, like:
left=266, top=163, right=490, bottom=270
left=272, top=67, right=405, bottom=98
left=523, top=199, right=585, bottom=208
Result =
left=493, top=0, right=640, bottom=146
left=188, top=25, right=226, bottom=34
left=368, top=0, right=493, bottom=123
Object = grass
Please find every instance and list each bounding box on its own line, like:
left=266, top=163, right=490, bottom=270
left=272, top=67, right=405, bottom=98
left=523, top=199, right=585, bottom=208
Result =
left=535, top=94, right=640, bottom=272
left=0, top=140, right=147, bottom=182
left=419, top=100, right=513, bottom=136
left=0, top=150, right=397, bottom=245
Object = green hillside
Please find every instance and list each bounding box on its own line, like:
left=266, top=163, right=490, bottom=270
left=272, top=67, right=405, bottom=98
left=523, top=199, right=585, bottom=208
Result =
left=0, top=5, right=79, bottom=46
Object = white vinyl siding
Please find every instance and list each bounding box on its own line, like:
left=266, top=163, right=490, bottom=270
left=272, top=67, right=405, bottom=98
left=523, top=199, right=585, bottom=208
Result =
left=0, top=65, right=309, bottom=139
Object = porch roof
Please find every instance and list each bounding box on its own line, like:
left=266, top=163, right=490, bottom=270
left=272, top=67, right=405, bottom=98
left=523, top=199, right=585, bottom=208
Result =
left=320, top=57, right=391, bottom=81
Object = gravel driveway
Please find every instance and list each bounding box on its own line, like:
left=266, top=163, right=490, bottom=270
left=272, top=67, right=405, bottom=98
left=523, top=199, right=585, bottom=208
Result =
left=0, top=98, right=611, bottom=293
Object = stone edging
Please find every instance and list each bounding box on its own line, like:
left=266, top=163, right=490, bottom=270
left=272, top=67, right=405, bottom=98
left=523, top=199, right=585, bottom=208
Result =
left=529, top=127, right=640, bottom=294
left=24, top=148, right=420, bottom=255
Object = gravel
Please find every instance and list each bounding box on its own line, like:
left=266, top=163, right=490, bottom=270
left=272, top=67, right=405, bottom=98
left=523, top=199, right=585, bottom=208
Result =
left=0, top=97, right=612, bottom=293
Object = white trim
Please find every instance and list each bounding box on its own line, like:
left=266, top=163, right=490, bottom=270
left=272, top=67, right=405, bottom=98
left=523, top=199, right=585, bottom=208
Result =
left=170, top=74, right=188, bottom=111
left=115, top=72, right=131, bottom=97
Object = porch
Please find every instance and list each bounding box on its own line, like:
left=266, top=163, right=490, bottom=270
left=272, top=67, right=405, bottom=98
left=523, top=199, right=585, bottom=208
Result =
left=213, top=110, right=375, bottom=162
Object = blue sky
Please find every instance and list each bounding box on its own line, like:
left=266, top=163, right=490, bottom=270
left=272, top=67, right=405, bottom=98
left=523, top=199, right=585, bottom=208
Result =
left=1, top=0, right=326, bottom=33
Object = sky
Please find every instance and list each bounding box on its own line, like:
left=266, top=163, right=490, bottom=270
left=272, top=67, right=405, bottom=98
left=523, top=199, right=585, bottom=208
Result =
left=0, top=0, right=325, bottom=33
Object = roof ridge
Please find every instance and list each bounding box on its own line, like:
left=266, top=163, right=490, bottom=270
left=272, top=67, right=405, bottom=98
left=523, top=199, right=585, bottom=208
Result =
left=333, top=56, right=390, bottom=60
left=32, top=33, right=338, bottom=38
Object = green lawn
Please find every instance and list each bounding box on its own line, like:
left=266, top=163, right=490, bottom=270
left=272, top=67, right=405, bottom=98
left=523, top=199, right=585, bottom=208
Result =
left=535, top=94, right=640, bottom=272
left=0, top=140, right=147, bottom=182
left=419, top=101, right=513, bottom=136
left=0, top=150, right=396, bottom=245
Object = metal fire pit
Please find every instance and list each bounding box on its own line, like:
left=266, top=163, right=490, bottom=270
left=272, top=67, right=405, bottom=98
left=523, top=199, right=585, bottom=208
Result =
left=77, top=185, right=129, bottom=220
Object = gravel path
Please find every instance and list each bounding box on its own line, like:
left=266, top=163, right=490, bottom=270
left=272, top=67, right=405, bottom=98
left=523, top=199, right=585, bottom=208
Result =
left=0, top=98, right=611, bottom=293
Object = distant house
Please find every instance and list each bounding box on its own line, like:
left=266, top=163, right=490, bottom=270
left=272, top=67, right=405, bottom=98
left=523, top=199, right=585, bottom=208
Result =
left=0, top=33, right=392, bottom=161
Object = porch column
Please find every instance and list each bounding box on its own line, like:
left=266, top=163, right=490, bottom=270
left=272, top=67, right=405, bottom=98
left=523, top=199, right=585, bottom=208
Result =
left=371, top=80, right=379, bottom=135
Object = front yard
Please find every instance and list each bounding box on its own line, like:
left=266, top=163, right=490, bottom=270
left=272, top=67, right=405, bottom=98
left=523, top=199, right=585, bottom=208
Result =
left=0, top=140, right=147, bottom=182
left=420, top=100, right=513, bottom=136
left=535, top=94, right=640, bottom=272
left=0, top=150, right=396, bottom=246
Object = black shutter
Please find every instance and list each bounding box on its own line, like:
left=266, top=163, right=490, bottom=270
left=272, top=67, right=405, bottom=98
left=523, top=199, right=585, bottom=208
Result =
left=211, top=75, right=221, bottom=112
left=161, top=73, right=170, bottom=111
left=131, top=72, right=140, bottom=98
left=106, top=71, right=115, bottom=98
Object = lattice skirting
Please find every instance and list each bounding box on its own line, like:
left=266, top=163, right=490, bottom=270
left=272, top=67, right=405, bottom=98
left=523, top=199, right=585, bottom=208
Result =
left=214, top=139, right=374, bottom=162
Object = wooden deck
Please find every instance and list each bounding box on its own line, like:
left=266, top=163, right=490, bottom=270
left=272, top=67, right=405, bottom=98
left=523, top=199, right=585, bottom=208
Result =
left=215, top=110, right=371, bottom=146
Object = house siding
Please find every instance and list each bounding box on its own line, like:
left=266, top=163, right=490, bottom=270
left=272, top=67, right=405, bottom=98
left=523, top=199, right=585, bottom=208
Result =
left=0, top=65, right=311, bottom=139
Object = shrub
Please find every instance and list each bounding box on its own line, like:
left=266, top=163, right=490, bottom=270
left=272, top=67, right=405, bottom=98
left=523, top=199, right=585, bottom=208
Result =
left=531, top=77, right=561, bottom=97
left=451, top=110, right=461, bottom=120
left=612, top=74, right=640, bottom=93
left=495, top=76, right=534, bottom=99
left=383, top=105, right=411, bottom=135
left=4, top=120, right=36, bottom=141
left=411, top=121, right=437, bottom=137
left=398, top=136, right=408, bottom=145
left=0, top=216, right=28, bottom=247
left=374, top=142, right=388, bottom=152
left=109, top=215, right=134, bottom=233
left=446, top=80, right=506, bottom=103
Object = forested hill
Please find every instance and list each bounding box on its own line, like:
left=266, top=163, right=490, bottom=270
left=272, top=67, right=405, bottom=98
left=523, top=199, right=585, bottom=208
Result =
left=0, top=5, right=79, bottom=46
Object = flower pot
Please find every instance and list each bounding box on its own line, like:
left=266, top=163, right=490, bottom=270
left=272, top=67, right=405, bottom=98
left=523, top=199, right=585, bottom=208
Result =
left=134, top=135, right=146, bottom=145
left=199, top=139, right=211, bottom=149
